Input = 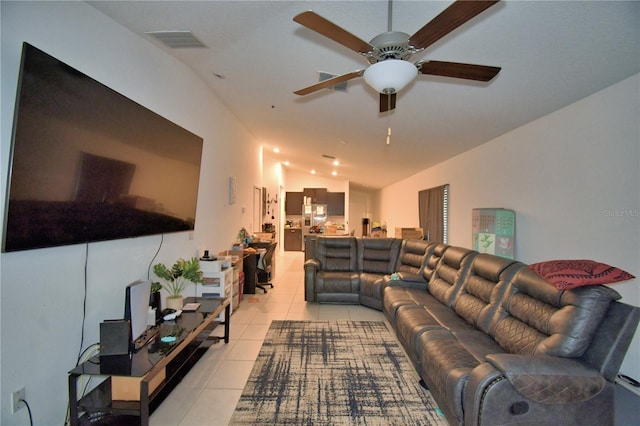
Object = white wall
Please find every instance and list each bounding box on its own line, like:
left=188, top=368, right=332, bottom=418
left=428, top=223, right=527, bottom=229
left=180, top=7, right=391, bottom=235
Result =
left=380, top=74, right=640, bottom=379
left=262, top=155, right=284, bottom=227
left=284, top=169, right=349, bottom=193
left=0, top=2, right=261, bottom=423
left=262, top=154, right=284, bottom=248
left=349, top=187, right=382, bottom=237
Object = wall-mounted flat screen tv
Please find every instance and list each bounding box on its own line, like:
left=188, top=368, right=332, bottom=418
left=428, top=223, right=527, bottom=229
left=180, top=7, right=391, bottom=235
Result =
left=2, top=43, right=203, bottom=252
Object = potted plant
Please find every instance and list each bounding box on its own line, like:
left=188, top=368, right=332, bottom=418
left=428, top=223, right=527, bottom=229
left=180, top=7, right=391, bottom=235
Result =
left=153, top=257, right=204, bottom=310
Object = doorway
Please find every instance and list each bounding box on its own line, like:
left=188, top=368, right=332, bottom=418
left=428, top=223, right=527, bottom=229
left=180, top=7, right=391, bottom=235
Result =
left=253, top=186, right=262, bottom=234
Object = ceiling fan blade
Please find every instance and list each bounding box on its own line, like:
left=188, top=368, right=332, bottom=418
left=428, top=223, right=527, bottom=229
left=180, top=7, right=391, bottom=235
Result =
left=409, top=0, right=499, bottom=51
left=380, top=93, right=397, bottom=112
left=419, top=60, right=500, bottom=81
left=294, top=70, right=364, bottom=96
left=294, top=11, right=374, bottom=55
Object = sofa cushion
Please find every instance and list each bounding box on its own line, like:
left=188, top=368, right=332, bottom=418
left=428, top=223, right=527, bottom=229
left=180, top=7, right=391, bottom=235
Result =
left=490, top=268, right=621, bottom=357
left=384, top=284, right=460, bottom=325
left=395, top=239, right=433, bottom=275
left=357, top=237, right=402, bottom=274
left=315, top=271, right=359, bottom=294
left=427, top=246, right=476, bottom=306
left=395, top=300, right=478, bottom=369
left=383, top=286, right=432, bottom=325
left=356, top=238, right=402, bottom=310
left=454, top=329, right=507, bottom=363
left=451, top=255, right=524, bottom=333
left=316, top=236, right=357, bottom=271
left=528, top=259, right=635, bottom=290
left=422, top=243, right=449, bottom=282
left=359, top=272, right=386, bottom=310
left=395, top=304, right=446, bottom=368
left=381, top=242, right=438, bottom=313
left=418, top=330, right=480, bottom=423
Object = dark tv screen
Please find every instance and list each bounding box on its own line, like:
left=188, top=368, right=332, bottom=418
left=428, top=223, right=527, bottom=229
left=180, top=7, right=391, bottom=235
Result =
left=2, top=43, right=203, bottom=252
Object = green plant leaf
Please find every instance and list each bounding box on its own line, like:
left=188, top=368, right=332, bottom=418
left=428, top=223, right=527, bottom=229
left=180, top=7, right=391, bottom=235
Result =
left=153, top=257, right=203, bottom=296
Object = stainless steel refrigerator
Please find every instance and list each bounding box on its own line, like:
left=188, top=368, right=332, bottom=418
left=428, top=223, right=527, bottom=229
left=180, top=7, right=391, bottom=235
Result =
left=303, top=204, right=327, bottom=226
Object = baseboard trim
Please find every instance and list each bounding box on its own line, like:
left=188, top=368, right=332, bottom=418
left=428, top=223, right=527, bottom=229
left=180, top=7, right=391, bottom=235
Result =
left=616, top=376, right=640, bottom=397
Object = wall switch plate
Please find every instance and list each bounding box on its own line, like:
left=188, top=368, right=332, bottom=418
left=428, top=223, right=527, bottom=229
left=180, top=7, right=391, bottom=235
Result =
left=11, top=387, right=25, bottom=414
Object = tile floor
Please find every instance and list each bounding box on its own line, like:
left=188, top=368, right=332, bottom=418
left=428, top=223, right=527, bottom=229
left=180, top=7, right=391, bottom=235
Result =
left=150, top=250, right=383, bottom=425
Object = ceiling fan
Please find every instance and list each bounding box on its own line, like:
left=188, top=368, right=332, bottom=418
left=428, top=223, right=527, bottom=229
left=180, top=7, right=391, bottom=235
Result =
left=293, top=0, right=502, bottom=112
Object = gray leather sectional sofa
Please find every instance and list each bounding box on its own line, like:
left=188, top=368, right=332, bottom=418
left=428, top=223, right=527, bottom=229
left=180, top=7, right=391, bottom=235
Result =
left=304, top=236, right=639, bottom=425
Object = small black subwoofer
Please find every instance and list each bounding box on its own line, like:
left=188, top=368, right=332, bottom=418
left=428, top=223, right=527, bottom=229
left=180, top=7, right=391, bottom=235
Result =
left=99, top=319, right=130, bottom=356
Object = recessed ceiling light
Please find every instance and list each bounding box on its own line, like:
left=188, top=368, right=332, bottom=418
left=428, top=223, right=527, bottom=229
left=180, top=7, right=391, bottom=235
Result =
left=273, top=148, right=280, bottom=153
left=332, top=170, right=338, bottom=176
left=283, top=161, right=290, bottom=166
left=332, top=160, right=340, bottom=166
left=310, top=170, right=316, bottom=175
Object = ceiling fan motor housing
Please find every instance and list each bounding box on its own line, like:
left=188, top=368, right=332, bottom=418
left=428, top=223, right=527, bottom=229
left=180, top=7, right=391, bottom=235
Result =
left=367, top=31, right=416, bottom=63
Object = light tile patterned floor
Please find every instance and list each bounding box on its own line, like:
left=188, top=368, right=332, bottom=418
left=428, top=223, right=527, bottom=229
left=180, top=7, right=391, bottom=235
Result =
left=150, top=250, right=384, bottom=425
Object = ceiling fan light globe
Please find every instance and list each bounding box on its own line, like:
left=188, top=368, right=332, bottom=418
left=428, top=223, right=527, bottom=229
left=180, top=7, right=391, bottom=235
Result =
left=363, top=59, right=417, bottom=94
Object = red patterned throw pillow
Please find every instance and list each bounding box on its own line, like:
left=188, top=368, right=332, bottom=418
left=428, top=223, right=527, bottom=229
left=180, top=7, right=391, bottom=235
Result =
left=528, top=260, right=635, bottom=290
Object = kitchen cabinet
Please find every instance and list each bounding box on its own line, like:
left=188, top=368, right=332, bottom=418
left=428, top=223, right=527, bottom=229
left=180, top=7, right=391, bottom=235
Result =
left=285, top=192, right=303, bottom=215
left=303, top=188, right=327, bottom=204
left=327, top=192, right=345, bottom=215
left=284, top=228, right=302, bottom=251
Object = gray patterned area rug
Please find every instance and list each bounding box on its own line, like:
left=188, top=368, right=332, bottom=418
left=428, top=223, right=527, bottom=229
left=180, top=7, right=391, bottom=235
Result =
left=230, top=320, right=446, bottom=425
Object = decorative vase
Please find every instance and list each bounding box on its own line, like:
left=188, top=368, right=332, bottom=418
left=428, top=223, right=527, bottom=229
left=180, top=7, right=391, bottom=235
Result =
left=165, top=295, right=184, bottom=311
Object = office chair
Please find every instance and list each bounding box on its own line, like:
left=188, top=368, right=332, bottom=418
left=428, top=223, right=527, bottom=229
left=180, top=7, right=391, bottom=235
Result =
left=256, top=242, right=276, bottom=293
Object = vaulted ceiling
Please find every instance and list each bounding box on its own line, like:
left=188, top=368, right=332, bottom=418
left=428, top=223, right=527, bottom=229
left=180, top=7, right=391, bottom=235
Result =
left=89, top=1, right=640, bottom=190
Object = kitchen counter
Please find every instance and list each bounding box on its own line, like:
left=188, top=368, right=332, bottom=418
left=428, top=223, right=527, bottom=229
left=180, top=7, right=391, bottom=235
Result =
left=284, top=227, right=302, bottom=251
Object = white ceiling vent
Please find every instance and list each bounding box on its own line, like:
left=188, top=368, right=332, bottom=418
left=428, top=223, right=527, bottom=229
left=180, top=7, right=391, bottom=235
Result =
left=145, top=31, right=207, bottom=48
left=319, top=72, right=348, bottom=92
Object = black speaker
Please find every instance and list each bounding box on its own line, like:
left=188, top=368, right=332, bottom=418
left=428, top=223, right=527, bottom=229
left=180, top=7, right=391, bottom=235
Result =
left=100, top=319, right=130, bottom=356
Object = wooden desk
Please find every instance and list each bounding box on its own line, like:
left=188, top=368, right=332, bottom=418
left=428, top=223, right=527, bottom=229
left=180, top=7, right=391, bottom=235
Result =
left=242, top=251, right=258, bottom=294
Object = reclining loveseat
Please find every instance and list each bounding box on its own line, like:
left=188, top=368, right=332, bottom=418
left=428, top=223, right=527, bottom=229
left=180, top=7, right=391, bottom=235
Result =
left=304, top=236, right=424, bottom=309
left=304, top=236, right=639, bottom=425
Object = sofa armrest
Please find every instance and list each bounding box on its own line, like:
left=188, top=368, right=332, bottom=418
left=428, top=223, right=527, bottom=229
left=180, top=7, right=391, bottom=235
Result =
left=383, top=272, right=427, bottom=291
left=395, top=272, right=426, bottom=283
left=304, top=259, right=320, bottom=302
left=463, top=359, right=613, bottom=426
left=485, top=353, right=605, bottom=403
left=304, top=258, right=320, bottom=271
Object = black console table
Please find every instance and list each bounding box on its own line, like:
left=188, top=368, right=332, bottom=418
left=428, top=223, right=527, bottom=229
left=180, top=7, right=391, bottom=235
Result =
left=68, top=297, right=230, bottom=425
